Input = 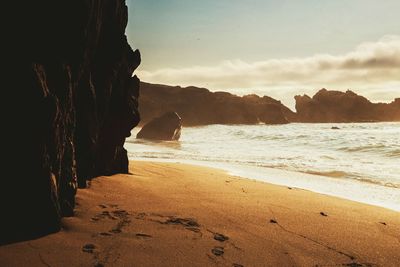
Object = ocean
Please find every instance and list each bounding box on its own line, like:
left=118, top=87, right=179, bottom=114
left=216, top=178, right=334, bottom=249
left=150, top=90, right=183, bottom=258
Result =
left=125, top=122, right=400, bottom=211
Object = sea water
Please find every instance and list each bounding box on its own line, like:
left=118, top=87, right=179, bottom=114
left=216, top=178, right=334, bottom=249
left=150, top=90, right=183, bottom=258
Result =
left=125, top=122, right=400, bottom=211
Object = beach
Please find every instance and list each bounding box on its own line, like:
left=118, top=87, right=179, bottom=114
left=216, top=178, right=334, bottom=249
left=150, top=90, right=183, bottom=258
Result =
left=126, top=123, right=400, bottom=212
left=1, top=161, right=399, bottom=266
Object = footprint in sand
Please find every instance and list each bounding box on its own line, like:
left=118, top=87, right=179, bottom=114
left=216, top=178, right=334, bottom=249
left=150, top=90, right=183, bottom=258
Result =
left=186, top=227, right=201, bottom=233
left=109, top=210, right=131, bottom=234
left=135, top=233, right=153, bottom=240
left=213, top=233, right=229, bottom=242
left=99, top=232, right=112, bottom=237
left=163, top=216, right=202, bottom=233
left=91, top=210, right=118, bottom=221
left=112, top=209, right=129, bottom=217
left=132, top=213, right=202, bottom=234
left=211, top=246, right=224, bottom=256
left=91, top=204, right=131, bottom=235
left=342, top=263, right=369, bottom=267
left=82, top=243, right=96, bottom=253
left=164, top=217, right=200, bottom=227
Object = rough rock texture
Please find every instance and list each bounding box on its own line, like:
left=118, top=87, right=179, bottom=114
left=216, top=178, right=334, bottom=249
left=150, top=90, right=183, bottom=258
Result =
left=139, top=82, right=294, bottom=126
left=137, top=112, right=182, bottom=141
left=295, top=89, right=400, bottom=122
left=3, top=0, right=140, bottom=244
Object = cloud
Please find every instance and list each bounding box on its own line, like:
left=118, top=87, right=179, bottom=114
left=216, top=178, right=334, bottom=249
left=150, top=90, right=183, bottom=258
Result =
left=137, top=35, right=400, bottom=109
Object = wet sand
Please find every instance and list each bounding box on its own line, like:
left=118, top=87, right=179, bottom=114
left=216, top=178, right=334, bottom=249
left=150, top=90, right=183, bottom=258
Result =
left=0, top=161, right=399, bottom=266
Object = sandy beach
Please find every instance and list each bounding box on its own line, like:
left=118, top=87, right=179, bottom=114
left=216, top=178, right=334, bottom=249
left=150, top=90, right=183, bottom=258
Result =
left=1, top=161, right=399, bottom=267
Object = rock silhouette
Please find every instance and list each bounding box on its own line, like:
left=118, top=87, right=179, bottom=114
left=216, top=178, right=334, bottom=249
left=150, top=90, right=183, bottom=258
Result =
left=3, top=0, right=140, bottom=244
left=137, top=112, right=182, bottom=141
left=295, top=89, right=400, bottom=122
left=139, top=83, right=399, bottom=126
left=139, top=82, right=294, bottom=126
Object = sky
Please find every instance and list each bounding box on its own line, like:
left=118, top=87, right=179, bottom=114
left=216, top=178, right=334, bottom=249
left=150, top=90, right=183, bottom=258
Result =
left=126, top=0, right=400, bottom=109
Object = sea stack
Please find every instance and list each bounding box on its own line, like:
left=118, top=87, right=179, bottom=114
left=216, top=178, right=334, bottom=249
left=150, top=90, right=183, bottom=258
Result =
left=137, top=112, right=182, bottom=141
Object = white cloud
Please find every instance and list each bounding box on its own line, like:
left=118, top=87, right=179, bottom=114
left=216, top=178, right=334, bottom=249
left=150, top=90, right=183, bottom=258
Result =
left=137, top=35, right=400, bottom=109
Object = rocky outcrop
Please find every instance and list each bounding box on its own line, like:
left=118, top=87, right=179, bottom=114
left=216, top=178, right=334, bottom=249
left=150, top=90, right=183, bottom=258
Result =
left=3, top=0, right=140, bottom=244
left=139, top=84, right=399, bottom=125
left=295, top=89, right=400, bottom=122
left=139, top=83, right=294, bottom=126
left=137, top=112, right=182, bottom=141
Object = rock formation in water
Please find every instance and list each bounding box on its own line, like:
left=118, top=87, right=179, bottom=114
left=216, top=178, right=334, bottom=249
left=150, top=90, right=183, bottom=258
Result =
left=3, top=0, right=140, bottom=244
left=137, top=112, right=182, bottom=141
left=295, top=89, right=400, bottom=122
left=139, top=82, right=295, bottom=126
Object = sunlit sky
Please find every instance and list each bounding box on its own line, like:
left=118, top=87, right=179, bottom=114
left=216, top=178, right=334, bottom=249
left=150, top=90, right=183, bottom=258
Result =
left=126, top=0, right=400, bottom=108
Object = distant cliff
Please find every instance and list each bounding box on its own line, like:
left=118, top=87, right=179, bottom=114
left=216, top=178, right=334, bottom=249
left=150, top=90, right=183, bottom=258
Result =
left=139, top=83, right=400, bottom=125
left=295, top=89, right=400, bottom=122
left=3, top=0, right=140, bottom=243
left=139, top=82, right=296, bottom=126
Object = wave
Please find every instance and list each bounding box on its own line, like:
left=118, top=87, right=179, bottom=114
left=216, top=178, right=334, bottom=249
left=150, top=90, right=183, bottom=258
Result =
left=320, top=155, right=335, bottom=160
left=338, top=143, right=387, bottom=153
left=385, top=149, right=400, bottom=158
left=355, top=178, right=400, bottom=189
left=127, top=123, right=400, bottom=194
left=302, top=170, right=348, bottom=178
left=126, top=138, right=182, bottom=149
left=338, top=144, right=400, bottom=158
left=249, top=135, right=287, bottom=141
left=301, top=169, right=400, bottom=189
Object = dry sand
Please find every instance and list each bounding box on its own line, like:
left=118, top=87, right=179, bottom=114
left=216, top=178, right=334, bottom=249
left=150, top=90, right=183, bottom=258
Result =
left=0, top=161, right=399, bottom=267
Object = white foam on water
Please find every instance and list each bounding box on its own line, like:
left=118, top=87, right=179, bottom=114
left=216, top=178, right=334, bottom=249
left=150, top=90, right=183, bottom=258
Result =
left=125, top=122, right=400, bottom=212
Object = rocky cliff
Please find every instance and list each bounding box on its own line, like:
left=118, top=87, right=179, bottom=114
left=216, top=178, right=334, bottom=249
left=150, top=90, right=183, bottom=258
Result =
left=139, top=82, right=295, bottom=126
left=139, top=84, right=399, bottom=125
left=295, top=89, right=400, bottom=122
left=3, top=0, right=140, bottom=244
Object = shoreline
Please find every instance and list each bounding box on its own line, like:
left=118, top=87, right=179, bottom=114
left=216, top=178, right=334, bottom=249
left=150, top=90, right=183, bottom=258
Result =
left=128, top=157, right=400, bottom=212
left=1, top=160, right=399, bottom=266
left=126, top=122, right=400, bottom=213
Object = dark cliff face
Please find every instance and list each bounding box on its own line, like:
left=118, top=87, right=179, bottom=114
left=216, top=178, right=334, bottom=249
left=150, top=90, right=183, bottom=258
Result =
left=3, top=0, right=140, bottom=243
left=295, top=89, right=400, bottom=122
left=139, top=82, right=294, bottom=126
